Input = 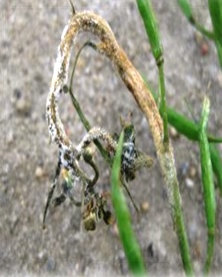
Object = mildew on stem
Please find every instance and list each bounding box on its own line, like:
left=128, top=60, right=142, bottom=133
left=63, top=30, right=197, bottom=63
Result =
left=46, top=11, right=163, bottom=152
left=46, top=11, right=176, bottom=204
left=48, top=11, right=172, bottom=198
left=46, top=10, right=193, bottom=274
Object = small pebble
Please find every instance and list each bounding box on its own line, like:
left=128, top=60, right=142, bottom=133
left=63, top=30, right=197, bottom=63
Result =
left=37, top=250, right=48, bottom=263
left=200, top=42, right=209, bottom=56
left=6, top=130, right=14, bottom=145
left=194, top=32, right=203, bottom=45
left=194, top=32, right=209, bottom=56
left=169, top=127, right=179, bottom=139
left=112, top=223, right=119, bottom=237
left=35, top=166, right=44, bottom=179
left=189, top=166, right=197, bottom=178
left=16, top=98, right=31, bottom=116
left=185, top=177, right=194, bottom=188
left=140, top=201, right=149, bottom=213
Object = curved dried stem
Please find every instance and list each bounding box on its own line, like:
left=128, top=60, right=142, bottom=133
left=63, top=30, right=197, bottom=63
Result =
left=47, top=10, right=174, bottom=211
left=46, top=11, right=163, bottom=152
left=46, top=11, right=192, bottom=274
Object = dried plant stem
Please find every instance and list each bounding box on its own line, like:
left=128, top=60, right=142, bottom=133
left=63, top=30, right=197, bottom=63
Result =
left=46, top=11, right=192, bottom=275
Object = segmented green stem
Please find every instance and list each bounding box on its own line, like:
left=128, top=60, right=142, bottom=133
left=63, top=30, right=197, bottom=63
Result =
left=198, top=97, right=216, bottom=275
left=136, top=1, right=193, bottom=275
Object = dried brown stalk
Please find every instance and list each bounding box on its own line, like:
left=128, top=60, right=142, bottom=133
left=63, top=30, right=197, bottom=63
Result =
left=46, top=11, right=191, bottom=272
left=47, top=11, right=176, bottom=205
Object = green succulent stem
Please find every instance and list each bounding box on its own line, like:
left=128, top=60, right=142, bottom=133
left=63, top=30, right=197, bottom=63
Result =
left=198, top=97, right=216, bottom=276
left=111, top=131, right=147, bottom=276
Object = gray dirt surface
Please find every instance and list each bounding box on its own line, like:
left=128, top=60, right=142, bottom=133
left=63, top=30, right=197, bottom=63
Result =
left=1, top=0, right=222, bottom=276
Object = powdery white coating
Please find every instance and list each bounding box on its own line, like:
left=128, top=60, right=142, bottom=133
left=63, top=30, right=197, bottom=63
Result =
left=61, top=23, right=69, bottom=41
left=76, top=127, right=117, bottom=155
left=46, top=11, right=121, bottom=188
left=46, top=11, right=119, bottom=155
left=46, top=11, right=158, bottom=197
left=46, top=46, right=68, bottom=145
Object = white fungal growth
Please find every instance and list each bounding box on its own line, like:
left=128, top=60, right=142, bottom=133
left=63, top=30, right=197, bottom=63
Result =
left=76, top=127, right=117, bottom=156
left=61, top=23, right=69, bottom=41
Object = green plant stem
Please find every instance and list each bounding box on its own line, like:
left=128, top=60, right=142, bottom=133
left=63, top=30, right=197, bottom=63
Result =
left=215, top=40, right=222, bottom=68
left=137, top=2, right=193, bottom=275
left=136, top=0, right=169, bottom=144
left=198, top=97, right=216, bottom=276
left=172, top=178, right=194, bottom=276
left=111, top=131, right=147, bottom=276
left=208, top=0, right=222, bottom=68
left=69, top=41, right=97, bottom=93
left=166, top=106, right=222, bottom=143
left=158, top=62, right=169, bottom=143
left=167, top=106, right=222, bottom=193
left=68, top=41, right=112, bottom=166
left=72, top=42, right=222, bottom=197
left=209, top=143, right=222, bottom=195
left=194, top=22, right=215, bottom=41
left=149, top=82, right=222, bottom=142
left=136, top=0, right=162, bottom=62
left=69, top=88, right=91, bottom=131
left=69, top=87, right=112, bottom=166
left=144, top=83, right=222, bottom=194
left=177, top=0, right=215, bottom=40
left=208, top=0, right=222, bottom=48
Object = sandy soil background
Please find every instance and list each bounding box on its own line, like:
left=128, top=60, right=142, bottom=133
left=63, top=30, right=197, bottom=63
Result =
left=1, top=0, right=222, bottom=276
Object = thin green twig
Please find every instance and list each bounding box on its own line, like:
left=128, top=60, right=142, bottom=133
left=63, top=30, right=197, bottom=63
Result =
left=209, top=143, right=222, bottom=195
left=203, top=0, right=222, bottom=67
left=111, top=131, right=147, bottom=276
left=198, top=97, right=216, bottom=276
left=177, top=0, right=215, bottom=40
left=158, top=62, right=169, bottom=144
left=137, top=2, right=193, bottom=275
left=142, top=80, right=222, bottom=195
left=136, top=0, right=169, bottom=144
left=67, top=41, right=112, bottom=165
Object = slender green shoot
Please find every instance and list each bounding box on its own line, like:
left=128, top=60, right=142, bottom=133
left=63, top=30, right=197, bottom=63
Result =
left=111, top=131, right=147, bottom=276
left=136, top=0, right=169, bottom=144
left=69, top=41, right=97, bottom=95
left=198, top=97, right=216, bottom=275
left=141, top=79, right=222, bottom=194
left=177, top=0, right=193, bottom=22
left=144, top=80, right=222, bottom=143
left=159, top=62, right=169, bottom=144
left=177, top=0, right=215, bottom=40
left=67, top=41, right=112, bottom=166
left=167, top=101, right=222, bottom=194
left=166, top=106, right=222, bottom=143
left=177, top=0, right=222, bottom=67
left=136, top=0, right=162, bottom=63
left=208, top=0, right=222, bottom=48
left=215, top=38, right=222, bottom=68
left=209, top=143, right=222, bottom=196
left=135, top=1, right=194, bottom=269
left=171, top=177, right=194, bottom=276
left=208, top=0, right=222, bottom=67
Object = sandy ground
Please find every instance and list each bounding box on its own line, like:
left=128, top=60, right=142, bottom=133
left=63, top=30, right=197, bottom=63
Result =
left=1, top=0, right=222, bottom=276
